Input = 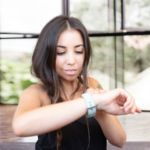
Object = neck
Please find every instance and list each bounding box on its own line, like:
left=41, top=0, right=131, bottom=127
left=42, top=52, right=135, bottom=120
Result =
left=60, top=78, right=78, bottom=100
left=62, top=79, right=77, bottom=92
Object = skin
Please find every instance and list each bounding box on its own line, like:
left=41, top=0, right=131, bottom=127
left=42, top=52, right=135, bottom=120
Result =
left=55, top=29, right=85, bottom=99
left=12, top=29, right=141, bottom=148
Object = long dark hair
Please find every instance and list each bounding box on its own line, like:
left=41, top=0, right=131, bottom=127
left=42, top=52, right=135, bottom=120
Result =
left=31, top=15, right=92, bottom=150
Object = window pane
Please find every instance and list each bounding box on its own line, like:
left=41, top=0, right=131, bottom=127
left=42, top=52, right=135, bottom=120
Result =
left=89, top=37, right=114, bottom=90
left=125, top=0, right=150, bottom=29
left=0, top=39, right=38, bottom=104
left=124, top=35, right=150, bottom=110
left=0, top=0, right=61, bottom=33
left=70, top=0, right=109, bottom=31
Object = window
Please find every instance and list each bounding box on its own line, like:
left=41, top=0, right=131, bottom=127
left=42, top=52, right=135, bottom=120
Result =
left=0, top=0, right=61, bottom=104
left=1, top=0, right=150, bottom=111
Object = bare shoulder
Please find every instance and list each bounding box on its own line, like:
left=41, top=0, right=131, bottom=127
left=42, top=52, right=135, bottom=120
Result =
left=13, top=83, right=50, bottom=120
left=87, top=77, right=103, bottom=90
left=20, top=83, right=44, bottom=100
left=20, top=82, right=51, bottom=105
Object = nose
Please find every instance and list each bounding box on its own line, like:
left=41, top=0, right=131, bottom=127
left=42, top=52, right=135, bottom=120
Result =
left=67, top=51, right=75, bottom=65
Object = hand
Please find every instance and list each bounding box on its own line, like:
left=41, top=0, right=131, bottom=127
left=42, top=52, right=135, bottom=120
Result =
left=86, top=88, right=141, bottom=115
left=97, top=88, right=141, bottom=115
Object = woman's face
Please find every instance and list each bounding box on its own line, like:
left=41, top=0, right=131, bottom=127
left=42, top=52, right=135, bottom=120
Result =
left=56, top=29, right=85, bottom=83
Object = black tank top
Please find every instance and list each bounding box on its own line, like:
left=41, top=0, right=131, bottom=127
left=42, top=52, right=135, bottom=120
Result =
left=35, top=116, right=106, bottom=150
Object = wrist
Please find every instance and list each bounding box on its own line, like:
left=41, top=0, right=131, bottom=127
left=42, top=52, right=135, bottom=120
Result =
left=92, top=94, right=105, bottom=110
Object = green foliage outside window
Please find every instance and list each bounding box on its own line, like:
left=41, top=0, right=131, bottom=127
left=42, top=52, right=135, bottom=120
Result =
left=0, top=58, right=38, bottom=104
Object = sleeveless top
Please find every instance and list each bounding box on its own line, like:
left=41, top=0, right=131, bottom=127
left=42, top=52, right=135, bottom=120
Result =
left=35, top=116, right=106, bottom=150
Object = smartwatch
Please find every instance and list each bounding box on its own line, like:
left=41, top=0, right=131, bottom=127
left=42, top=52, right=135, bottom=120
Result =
left=81, top=93, right=97, bottom=118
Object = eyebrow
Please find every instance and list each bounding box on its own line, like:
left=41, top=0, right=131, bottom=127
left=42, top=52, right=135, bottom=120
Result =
left=57, top=44, right=84, bottom=48
left=75, top=44, right=84, bottom=48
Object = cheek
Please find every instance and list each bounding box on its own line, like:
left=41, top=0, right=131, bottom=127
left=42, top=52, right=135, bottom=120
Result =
left=56, top=57, right=65, bottom=68
left=76, top=55, right=84, bottom=66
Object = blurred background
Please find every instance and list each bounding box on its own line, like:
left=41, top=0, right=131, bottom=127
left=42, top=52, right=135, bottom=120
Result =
left=0, top=0, right=150, bottom=143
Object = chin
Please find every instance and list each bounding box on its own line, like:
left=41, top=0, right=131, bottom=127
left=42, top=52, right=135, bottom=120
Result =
left=61, top=76, right=78, bottom=82
left=66, top=77, right=77, bottom=81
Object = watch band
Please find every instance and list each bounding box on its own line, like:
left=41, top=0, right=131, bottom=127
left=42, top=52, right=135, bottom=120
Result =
left=81, top=93, right=96, bottom=118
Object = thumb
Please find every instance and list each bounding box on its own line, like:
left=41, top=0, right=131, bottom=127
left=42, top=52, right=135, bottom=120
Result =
left=110, top=107, right=129, bottom=115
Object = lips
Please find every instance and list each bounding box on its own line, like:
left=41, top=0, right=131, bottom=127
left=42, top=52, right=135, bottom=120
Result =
left=64, top=69, right=77, bottom=75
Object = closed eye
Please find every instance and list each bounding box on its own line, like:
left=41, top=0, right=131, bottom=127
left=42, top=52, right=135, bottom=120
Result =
left=57, top=52, right=65, bottom=55
left=76, top=51, right=83, bottom=54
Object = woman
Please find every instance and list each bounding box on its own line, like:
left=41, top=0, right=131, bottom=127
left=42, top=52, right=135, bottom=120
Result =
left=12, top=15, right=141, bottom=150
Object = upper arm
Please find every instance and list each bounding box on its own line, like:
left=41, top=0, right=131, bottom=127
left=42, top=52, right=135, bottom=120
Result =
left=87, top=77, right=103, bottom=90
left=13, top=84, right=44, bottom=121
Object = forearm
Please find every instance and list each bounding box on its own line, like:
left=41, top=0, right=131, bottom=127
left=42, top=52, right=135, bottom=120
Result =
left=13, top=98, right=87, bottom=137
left=95, top=112, right=126, bottom=148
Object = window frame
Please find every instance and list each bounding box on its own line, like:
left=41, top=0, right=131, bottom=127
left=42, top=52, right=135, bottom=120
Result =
left=0, top=0, right=150, bottom=112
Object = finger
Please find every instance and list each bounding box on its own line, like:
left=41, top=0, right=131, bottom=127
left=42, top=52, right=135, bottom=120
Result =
left=130, top=104, right=136, bottom=114
left=130, top=102, right=136, bottom=114
left=94, top=88, right=106, bottom=94
left=120, top=105, right=137, bottom=115
left=94, top=88, right=100, bottom=94
left=117, top=101, right=125, bottom=107
left=93, top=90, right=99, bottom=94
left=114, top=107, right=131, bottom=115
left=100, top=90, right=106, bottom=94
left=86, top=88, right=94, bottom=94
left=116, top=92, right=126, bottom=107
left=123, top=94, right=134, bottom=109
left=125, top=97, right=135, bottom=112
left=135, top=106, right=141, bottom=113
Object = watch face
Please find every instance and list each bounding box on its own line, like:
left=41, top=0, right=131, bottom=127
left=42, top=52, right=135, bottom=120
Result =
left=81, top=93, right=96, bottom=118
